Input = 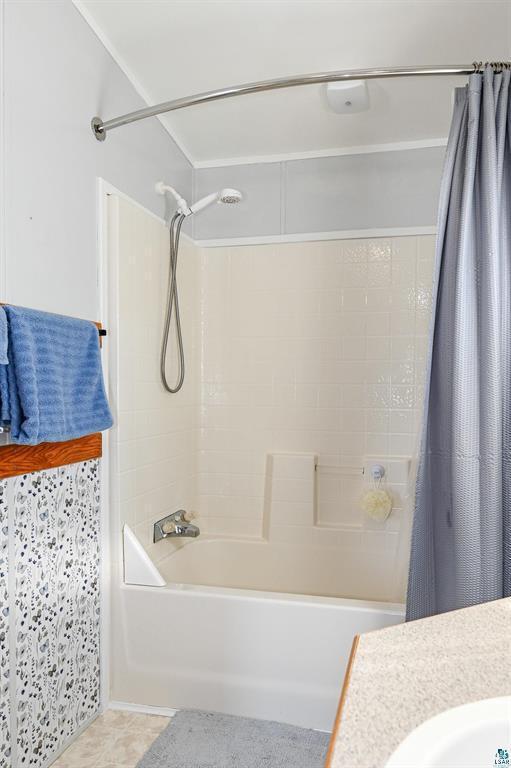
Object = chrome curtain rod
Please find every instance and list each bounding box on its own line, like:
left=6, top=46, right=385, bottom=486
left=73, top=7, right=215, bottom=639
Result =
left=91, top=62, right=493, bottom=142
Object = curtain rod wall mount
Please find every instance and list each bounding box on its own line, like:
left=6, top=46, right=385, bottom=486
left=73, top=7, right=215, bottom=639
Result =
left=90, top=62, right=493, bottom=142
left=92, top=117, right=106, bottom=142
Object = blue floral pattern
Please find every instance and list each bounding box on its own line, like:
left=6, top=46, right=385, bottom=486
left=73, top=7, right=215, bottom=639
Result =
left=0, top=480, right=10, bottom=768
left=13, top=460, right=101, bottom=767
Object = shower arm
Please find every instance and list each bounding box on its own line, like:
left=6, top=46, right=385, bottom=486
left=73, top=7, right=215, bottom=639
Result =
left=91, top=62, right=493, bottom=141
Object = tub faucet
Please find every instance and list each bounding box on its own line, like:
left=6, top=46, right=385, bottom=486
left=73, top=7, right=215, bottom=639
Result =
left=153, top=510, right=200, bottom=543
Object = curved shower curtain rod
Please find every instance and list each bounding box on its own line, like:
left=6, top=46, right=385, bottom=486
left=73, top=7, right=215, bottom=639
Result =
left=91, top=62, right=509, bottom=141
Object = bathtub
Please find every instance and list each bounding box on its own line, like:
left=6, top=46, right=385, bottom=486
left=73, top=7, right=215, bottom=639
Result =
left=112, top=537, right=404, bottom=731
left=158, top=536, right=403, bottom=602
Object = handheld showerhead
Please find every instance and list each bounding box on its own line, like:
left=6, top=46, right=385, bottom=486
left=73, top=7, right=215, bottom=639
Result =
left=156, top=181, right=243, bottom=217
left=189, top=188, right=243, bottom=214
left=218, top=189, right=243, bottom=205
left=188, top=191, right=218, bottom=215
left=156, top=181, right=243, bottom=397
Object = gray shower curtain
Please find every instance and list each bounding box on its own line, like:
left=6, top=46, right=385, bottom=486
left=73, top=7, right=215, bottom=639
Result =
left=407, top=66, right=511, bottom=621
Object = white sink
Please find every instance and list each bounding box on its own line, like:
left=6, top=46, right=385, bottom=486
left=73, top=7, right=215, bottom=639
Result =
left=386, top=697, right=511, bottom=768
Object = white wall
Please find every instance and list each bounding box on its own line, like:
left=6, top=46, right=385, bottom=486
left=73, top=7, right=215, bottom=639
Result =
left=192, top=147, right=444, bottom=241
left=1, top=0, right=192, bottom=320
left=0, top=0, right=443, bottom=324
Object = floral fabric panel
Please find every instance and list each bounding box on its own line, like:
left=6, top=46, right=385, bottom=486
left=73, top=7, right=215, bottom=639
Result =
left=0, top=480, right=10, bottom=768
left=14, top=460, right=101, bottom=767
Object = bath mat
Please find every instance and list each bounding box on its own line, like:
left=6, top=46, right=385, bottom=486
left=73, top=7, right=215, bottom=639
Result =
left=136, top=710, right=330, bottom=768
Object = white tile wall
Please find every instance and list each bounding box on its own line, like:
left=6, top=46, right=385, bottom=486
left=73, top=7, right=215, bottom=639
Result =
left=111, top=198, right=435, bottom=601
left=110, top=196, right=200, bottom=565
left=267, top=453, right=316, bottom=530
left=198, top=235, right=435, bottom=599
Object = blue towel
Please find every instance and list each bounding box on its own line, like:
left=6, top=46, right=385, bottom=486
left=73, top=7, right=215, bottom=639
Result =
left=0, top=305, right=113, bottom=445
left=0, top=307, right=8, bottom=364
left=0, top=307, right=8, bottom=425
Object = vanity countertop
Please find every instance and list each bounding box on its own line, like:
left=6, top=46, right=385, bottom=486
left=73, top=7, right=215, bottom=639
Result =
left=326, top=597, right=511, bottom=768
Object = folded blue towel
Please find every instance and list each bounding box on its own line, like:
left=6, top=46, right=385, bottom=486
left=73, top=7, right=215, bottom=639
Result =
left=0, top=307, right=8, bottom=364
left=0, top=306, right=113, bottom=445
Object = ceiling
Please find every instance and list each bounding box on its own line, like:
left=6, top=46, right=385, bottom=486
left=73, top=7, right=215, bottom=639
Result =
left=76, top=1, right=510, bottom=166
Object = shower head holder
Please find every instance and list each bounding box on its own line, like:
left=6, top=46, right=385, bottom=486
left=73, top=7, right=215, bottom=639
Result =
left=155, top=181, right=191, bottom=215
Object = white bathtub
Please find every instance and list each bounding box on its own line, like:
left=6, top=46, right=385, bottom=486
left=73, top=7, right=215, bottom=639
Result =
left=158, top=536, right=402, bottom=602
left=112, top=538, right=404, bottom=731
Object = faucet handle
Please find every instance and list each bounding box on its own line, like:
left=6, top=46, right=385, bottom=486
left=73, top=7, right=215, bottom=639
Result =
left=161, top=520, right=177, bottom=535
left=182, top=510, right=196, bottom=522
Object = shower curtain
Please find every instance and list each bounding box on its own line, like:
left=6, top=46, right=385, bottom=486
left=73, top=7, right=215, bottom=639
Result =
left=407, top=66, right=511, bottom=621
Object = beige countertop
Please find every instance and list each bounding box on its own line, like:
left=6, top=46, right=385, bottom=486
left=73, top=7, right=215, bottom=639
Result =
left=327, top=598, right=511, bottom=768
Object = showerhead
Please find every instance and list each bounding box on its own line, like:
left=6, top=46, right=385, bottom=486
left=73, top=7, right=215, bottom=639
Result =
left=189, top=188, right=243, bottom=215
left=218, top=188, right=243, bottom=205
left=156, top=181, right=243, bottom=217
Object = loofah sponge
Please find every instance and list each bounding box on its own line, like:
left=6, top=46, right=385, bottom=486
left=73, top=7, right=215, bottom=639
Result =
left=361, top=488, right=392, bottom=521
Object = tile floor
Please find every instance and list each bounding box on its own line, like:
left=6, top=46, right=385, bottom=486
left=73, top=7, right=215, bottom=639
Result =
left=51, top=710, right=171, bottom=768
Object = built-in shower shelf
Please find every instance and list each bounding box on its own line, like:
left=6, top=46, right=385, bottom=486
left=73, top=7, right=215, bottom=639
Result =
left=0, top=432, right=102, bottom=479
left=316, top=463, right=364, bottom=476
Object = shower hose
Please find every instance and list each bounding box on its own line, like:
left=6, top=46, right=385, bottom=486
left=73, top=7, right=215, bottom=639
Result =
left=160, top=211, right=186, bottom=393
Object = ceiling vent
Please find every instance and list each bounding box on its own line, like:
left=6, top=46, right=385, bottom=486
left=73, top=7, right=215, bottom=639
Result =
left=325, top=80, right=370, bottom=114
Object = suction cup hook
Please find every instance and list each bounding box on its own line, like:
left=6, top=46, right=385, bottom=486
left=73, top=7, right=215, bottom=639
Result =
left=370, top=464, right=385, bottom=482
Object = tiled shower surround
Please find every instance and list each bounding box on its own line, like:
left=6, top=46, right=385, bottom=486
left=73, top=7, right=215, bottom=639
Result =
left=199, top=237, right=434, bottom=537
left=0, top=460, right=101, bottom=768
left=113, top=192, right=435, bottom=602
left=110, top=195, right=200, bottom=569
